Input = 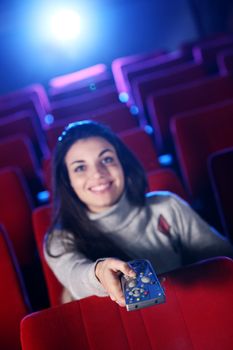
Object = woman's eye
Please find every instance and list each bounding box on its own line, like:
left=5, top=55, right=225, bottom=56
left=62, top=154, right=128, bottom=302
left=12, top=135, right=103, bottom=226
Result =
left=74, top=164, right=86, bottom=173
left=102, top=156, right=114, bottom=164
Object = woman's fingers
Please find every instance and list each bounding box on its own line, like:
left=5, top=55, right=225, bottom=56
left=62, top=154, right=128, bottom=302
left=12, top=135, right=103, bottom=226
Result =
left=95, top=258, right=135, bottom=306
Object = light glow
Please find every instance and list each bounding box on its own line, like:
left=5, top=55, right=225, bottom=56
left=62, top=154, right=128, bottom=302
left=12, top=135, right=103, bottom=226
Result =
left=49, top=8, right=81, bottom=43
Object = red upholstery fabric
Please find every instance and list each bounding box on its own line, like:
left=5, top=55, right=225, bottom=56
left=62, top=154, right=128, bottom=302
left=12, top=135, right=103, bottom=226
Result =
left=0, top=167, right=35, bottom=266
left=146, top=75, right=233, bottom=152
left=208, top=147, right=233, bottom=241
left=125, top=50, right=190, bottom=102
left=20, top=257, right=233, bottom=350
left=48, top=64, right=114, bottom=101
left=32, top=205, right=63, bottom=306
left=0, top=111, right=49, bottom=161
left=170, top=100, right=233, bottom=199
left=0, top=135, right=44, bottom=199
left=0, top=83, right=50, bottom=120
left=112, top=50, right=164, bottom=102
left=132, top=62, right=206, bottom=115
left=0, top=225, right=30, bottom=350
left=119, top=127, right=160, bottom=172
left=49, top=86, right=120, bottom=124
left=147, top=168, right=189, bottom=202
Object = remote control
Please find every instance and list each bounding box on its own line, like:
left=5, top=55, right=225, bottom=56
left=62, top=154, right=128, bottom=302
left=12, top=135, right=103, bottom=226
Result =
left=121, top=259, right=165, bottom=311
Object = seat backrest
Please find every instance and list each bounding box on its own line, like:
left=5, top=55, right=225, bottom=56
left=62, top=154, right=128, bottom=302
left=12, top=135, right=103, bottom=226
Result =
left=49, top=86, right=120, bottom=124
left=147, top=74, right=233, bottom=152
left=0, top=84, right=50, bottom=120
left=147, top=168, right=189, bottom=202
left=119, top=127, right=160, bottom=172
left=208, top=147, right=233, bottom=241
left=132, top=61, right=206, bottom=115
left=193, top=36, right=233, bottom=72
left=48, top=64, right=114, bottom=101
left=32, top=205, right=63, bottom=306
left=112, top=49, right=164, bottom=101
left=171, top=100, right=233, bottom=199
left=0, top=135, right=44, bottom=199
left=0, top=167, right=35, bottom=266
left=125, top=50, right=190, bottom=102
left=20, top=257, right=233, bottom=350
left=0, top=225, right=30, bottom=350
left=217, top=48, right=233, bottom=75
left=0, top=111, right=49, bottom=161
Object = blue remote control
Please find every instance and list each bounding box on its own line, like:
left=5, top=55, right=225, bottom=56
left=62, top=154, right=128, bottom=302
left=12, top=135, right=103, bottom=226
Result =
left=121, top=259, right=165, bottom=311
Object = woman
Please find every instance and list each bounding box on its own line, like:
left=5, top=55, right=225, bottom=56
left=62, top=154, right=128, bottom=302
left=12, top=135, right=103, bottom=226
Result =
left=44, top=120, right=233, bottom=306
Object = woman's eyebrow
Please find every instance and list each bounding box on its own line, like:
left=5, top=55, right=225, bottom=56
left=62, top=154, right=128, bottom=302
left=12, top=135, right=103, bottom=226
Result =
left=98, top=148, right=114, bottom=157
left=70, top=159, right=85, bottom=165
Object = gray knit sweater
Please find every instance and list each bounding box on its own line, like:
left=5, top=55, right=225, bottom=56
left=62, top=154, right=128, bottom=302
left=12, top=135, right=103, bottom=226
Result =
left=44, top=191, right=233, bottom=300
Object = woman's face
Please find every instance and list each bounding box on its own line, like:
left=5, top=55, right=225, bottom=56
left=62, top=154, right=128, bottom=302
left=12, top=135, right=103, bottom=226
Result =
left=65, top=136, right=125, bottom=213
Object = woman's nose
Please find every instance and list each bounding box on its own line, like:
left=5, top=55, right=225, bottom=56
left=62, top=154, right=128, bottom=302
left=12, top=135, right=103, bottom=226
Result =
left=91, top=164, right=107, bottom=178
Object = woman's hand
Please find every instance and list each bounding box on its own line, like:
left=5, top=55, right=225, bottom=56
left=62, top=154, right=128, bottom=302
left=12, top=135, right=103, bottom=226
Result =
left=95, top=258, right=136, bottom=307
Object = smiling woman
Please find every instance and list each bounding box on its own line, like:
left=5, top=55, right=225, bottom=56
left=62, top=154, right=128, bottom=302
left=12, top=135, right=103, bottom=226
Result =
left=44, top=119, right=233, bottom=306
left=65, top=136, right=125, bottom=213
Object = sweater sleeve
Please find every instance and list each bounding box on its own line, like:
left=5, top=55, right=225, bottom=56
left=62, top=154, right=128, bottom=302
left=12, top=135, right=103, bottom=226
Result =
left=43, top=229, right=108, bottom=300
left=170, top=194, right=233, bottom=264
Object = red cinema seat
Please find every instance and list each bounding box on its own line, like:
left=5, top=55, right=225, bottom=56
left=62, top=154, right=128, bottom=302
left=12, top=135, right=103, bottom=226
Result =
left=193, top=35, right=233, bottom=73
left=217, top=48, right=233, bottom=75
left=32, top=205, right=63, bottom=306
left=0, top=225, right=30, bottom=350
left=147, top=74, right=233, bottom=152
left=125, top=50, right=191, bottom=105
left=0, top=111, right=49, bottom=162
left=170, top=100, right=233, bottom=226
left=48, top=64, right=115, bottom=101
left=119, top=127, right=160, bottom=172
left=0, top=135, right=44, bottom=200
left=0, top=167, right=35, bottom=267
left=0, top=84, right=50, bottom=121
left=171, top=100, right=233, bottom=199
left=49, top=86, right=120, bottom=125
left=131, top=61, right=206, bottom=116
left=147, top=168, right=189, bottom=202
left=20, top=257, right=233, bottom=350
left=112, top=49, right=164, bottom=103
left=208, top=147, right=233, bottom=241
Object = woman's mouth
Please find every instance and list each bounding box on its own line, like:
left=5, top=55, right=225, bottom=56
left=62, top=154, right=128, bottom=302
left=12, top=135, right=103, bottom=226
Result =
left=89, top=182, right=112, bottom=192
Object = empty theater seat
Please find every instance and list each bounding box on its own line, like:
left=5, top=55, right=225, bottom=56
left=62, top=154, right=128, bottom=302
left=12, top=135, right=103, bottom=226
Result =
left=147, top=168, right=189, bottom=202
left=0, top=111, right=49, bottom=162
left=20, top=257, right=233, bottom=350
left=147, top=74, right=233, bottom=152
left=0, top=225, right=30, bottom=350
left=208, top=147, right=233, bottom=241
left=131, top=61, right=206, bottom=116
left=32, top=205, right=63, bottom=306
left=217, top=48, right=233, bottom=75
left=0, top=135, right=45, bottom=200
left=0, top=167, right=35, bottom=267
left=119, top=127, right=160, bottom=172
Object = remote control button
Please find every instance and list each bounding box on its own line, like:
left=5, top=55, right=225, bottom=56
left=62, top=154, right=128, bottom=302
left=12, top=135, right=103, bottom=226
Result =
left=128, top=280, right=137, bottom=288
left=132, top=288, right=141, bottom=297
left=141, top=276, right=151, bottom=283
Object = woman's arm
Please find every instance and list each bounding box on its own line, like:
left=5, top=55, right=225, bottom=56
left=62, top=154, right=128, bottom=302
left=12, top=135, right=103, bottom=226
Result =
left=171, top=194, right=233, bottom=263
left=44, top=229, right=135, bottom=302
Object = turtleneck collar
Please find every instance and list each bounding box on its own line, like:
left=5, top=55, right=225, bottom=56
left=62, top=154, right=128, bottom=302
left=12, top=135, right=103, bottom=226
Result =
left=87, top=192, right=141, bottom=233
